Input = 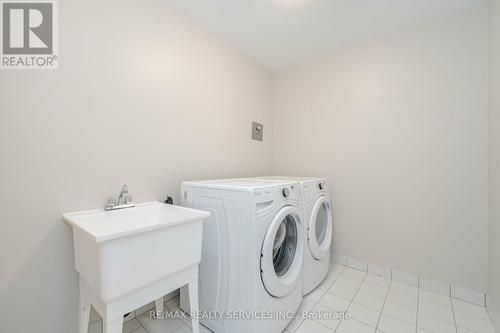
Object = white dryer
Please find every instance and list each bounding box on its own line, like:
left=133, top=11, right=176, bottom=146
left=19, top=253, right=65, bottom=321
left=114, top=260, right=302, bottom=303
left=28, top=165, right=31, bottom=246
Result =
left=253, top=177, right=333, bottom=295
left=180, top=178, right=304, bottom=333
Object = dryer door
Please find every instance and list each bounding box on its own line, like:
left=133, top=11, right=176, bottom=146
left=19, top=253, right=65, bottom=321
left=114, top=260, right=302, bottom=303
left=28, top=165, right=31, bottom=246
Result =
left=308, top=196, right=333, bottom=260
left=260, top=206, right=304, bottom=298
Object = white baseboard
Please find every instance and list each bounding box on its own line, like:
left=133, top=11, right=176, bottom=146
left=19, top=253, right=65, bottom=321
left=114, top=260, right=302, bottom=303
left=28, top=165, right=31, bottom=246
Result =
left=332, top=253, right=486, bottom=307
left=332, top=253, right=347, bottom=265
left=368, top=263, right=392, bottom=279
left=487, top=294, right=500, bottom=333
left=452, top=284, right=486, bottom=306
left=346, top=257, right=368, bottom=271
left=420, top=277, right=451, bottom=297
left=392, top=269, right=419, bottom=287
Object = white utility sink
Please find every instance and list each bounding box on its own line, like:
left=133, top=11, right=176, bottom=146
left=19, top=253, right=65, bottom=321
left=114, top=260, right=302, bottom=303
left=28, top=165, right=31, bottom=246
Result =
left=63, top=201, right=210, bottom=333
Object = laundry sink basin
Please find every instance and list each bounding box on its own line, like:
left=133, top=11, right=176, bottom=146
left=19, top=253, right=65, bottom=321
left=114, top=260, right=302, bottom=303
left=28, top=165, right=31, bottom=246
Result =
left=63, top=201, right=210, bottom=303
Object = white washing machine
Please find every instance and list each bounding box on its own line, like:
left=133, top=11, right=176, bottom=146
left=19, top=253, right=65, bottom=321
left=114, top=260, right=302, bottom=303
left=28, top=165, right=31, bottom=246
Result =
left=180, top=178, right=304, bottom=333
left=253, top=177, right=333, bottom=295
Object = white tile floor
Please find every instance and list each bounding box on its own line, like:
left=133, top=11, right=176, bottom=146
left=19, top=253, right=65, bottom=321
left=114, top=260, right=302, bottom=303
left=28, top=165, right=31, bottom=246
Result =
left=287, top=264, right=496, bottom=333
left=86, top=264, right=496, bottom=333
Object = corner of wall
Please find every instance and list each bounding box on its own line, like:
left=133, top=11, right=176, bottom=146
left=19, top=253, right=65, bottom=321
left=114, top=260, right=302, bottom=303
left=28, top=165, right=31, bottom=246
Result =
left=487, top=294, right=500, bottom=333
left=489, top=0, right=500, bottom=323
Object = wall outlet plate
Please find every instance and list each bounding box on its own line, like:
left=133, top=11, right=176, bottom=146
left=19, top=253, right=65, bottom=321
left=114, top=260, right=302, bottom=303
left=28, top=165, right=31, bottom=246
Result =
left=252, top=122, right=263, bottom=141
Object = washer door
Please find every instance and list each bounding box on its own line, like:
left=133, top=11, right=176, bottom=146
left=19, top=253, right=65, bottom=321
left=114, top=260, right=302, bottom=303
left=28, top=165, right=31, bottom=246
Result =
left=261, top=206, right=304, bottom=298
left=308, top=196, right=333, bottom=260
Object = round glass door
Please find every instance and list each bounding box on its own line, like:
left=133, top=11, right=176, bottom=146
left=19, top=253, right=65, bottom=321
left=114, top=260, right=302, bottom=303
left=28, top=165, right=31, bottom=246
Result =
left=261, top=206, right=304, bottom=298
left=308, top=196, right=333, bottom=260
left=272, top=214, right=297, bottom=277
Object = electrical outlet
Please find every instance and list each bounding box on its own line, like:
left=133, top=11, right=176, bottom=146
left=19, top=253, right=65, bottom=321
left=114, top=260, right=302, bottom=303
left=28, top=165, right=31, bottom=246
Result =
left=252, top=122, right=263, bottom=141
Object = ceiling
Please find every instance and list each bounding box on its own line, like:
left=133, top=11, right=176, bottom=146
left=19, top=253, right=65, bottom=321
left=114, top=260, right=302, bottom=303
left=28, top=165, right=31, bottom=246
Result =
left=163, top=0, right=486, bottom=72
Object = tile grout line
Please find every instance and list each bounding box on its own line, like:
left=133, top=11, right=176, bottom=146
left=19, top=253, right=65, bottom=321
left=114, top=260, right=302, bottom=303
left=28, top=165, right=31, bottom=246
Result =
left=318, top=265, right=347, bottom=302
left=340, top=256, right=487, bottom=308
left=304, top=264, right=482, bottom=333
left=419, top=285, right=490, bottom=331
left=453, top=295, right=488, bottom=307
left=318, top=265, right=348, bottom=306
left=135, top=314, right=149, bottom=333
left=132, top=322, right=148, bottom=333
left=374, top=277, right=392, bottom=332
left=449, top=289, right=460, bottom=333
left=390, top=281, right=464, bottom=326
left=171, top=323, right=189, bottom=333
left=293, top=265, right=347, bottom=332
left=335, top=269, right=369, bottom=332
left=322, top=265, right=349, bottom=332
left=325, top=265, right=348, bottom=301
left=312, top=265, right=348, bottom=332
left=341, top=256, right=490, bottom=310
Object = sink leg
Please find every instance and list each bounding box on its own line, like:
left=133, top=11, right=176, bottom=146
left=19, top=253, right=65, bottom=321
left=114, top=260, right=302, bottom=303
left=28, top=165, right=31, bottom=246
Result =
left=188, top=280, right=200, bottom=333
left=103, top=316, right=123, bottom=333
left=78, top=279, right=91, bottom=333
left=155, top=297, right=164, bottom=316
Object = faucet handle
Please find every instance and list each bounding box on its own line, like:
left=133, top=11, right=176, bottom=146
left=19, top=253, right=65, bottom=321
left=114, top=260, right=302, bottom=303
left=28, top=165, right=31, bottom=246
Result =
left=121, top=184, right=129, bottom=194
left=106, top=198, right=116, bottom=210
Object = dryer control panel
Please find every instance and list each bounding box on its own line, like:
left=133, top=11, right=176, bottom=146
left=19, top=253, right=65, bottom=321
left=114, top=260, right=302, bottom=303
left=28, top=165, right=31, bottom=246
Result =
left=303, top=179, right=328, bottom=202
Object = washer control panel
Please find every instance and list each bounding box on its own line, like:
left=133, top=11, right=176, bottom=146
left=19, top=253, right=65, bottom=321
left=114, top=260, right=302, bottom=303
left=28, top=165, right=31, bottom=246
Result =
left=253, top=183, right=300, bottom=204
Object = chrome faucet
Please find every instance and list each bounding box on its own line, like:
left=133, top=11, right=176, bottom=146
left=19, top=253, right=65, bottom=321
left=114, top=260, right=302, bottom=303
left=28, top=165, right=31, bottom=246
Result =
left=105, top=184, right=135, bottom=211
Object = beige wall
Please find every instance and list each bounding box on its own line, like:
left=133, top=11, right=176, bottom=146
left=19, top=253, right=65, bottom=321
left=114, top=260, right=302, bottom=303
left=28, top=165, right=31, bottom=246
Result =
left=0, top=1, right=273, bottom=332
left=273, top=7, right=489, bottom=290
left=489, top=0, right=500, bottom=313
